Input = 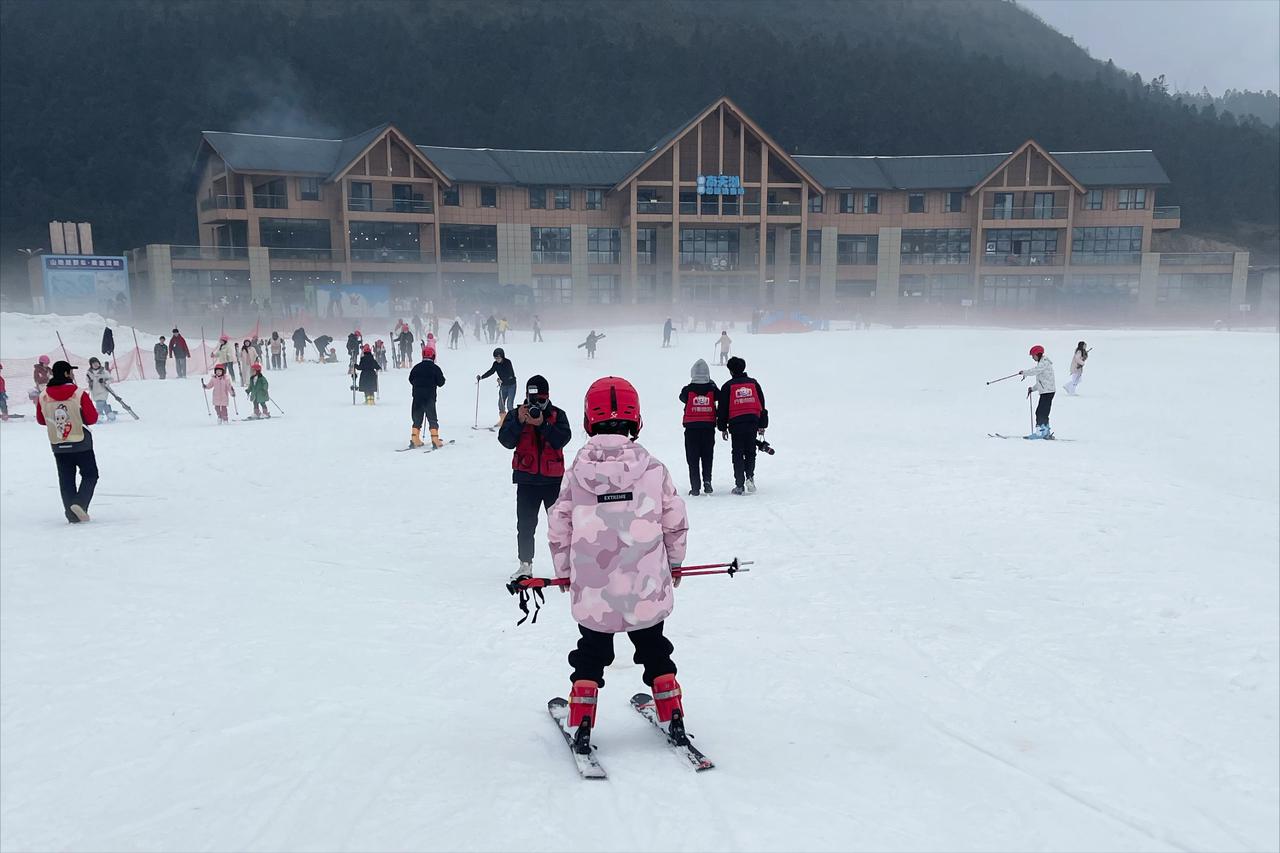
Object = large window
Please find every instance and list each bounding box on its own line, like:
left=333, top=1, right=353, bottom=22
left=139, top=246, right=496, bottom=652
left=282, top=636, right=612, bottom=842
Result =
left=442, top=185, right=460, bottom=206
left=553, top=188, right=571, bottom=210
left=298, top=177, right=320, bottom=201
left=901, top=229, right=971, bottom=264
left=348, top=181, right=373, bottom=212
left=587, top=228, right=620, bottom=264
left=589, top=274, right=620, bottom=304
left=982, top=228, right=1060, bottom=266
left=440, top=224, right=497, bottom=262
left=680, top=228, right=740, bottom=270
left=1117, top=188, right=1147, bottom=210
left=586, top=189, right=604, bottom=211
left=836, top=234, right=878, bottom=265
left=989, top=192, right=1015, bottom=219
left=945, top=191, right=965, bottom=213
left=1157, top=273, right=1231, bottom=305
left=480, top=186, right=498, bottom=208
left=907, top=193, right=927, bottom=213
left=259, top=218, right=332, bottom=258
left=531, top=227, right=571, bottom=264
left=900, top=273, right=972, bottom=304
left=533, top=275, right=573, bottom=304
left=807, top=230, right=822, bottom=264
left=1081, top=189, right=1103, bottom=211
left=528, top=187, right=546, bottom=209
left=635, top=274, right=658, bottom=304
left=863, top=193, right=880, bottom=214
left=1064, top=274, right=1139, bottom=306
left=809, top=193, right=823, bottom=213
left=838, top=192, right=856, bottom=214
left=349, top=221, right=421, bottom=262
left=253, top=178, right=288, bottom=209
left=981, top=274, right=1062, bottom=308
left=1071, top=226, right=1143, bottom=265
left=637, top=228, right=657, bottom=265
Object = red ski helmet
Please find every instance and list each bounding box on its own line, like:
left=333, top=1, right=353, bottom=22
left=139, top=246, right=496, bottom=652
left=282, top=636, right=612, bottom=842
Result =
left=219, top=334, right=229, bottom=342
left=583, top=376, right=642, bottom=436
left=213, top=364, right=225, bottom=374
left=251, top=362, right=262, bottom=371
left=422, top=344, right=436, bottom=359
left=362, top=344, right=372, bottom=353
left=1029, top=345, right=1045, bottom=357
left=355, top=329, right=362, bottom=336
left=38, top=355, right=51, bottom=365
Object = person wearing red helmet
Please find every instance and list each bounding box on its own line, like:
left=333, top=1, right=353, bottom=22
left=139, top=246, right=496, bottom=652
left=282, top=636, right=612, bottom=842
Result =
left=395, top=323, right=415, bottom=369
left=498, top=373, right=572, bottom=582
left=32, top=354, right=53, bottom=400
left=247, top=362, right=271, bottom=418
left=1021, top=344, right=1057, bottom=438
left=407, top=341, right=446, bottom=447
left=345, top=330, right=363, bottom=366
left=355, top=343, right=380, bottom=404
left=373, top=338, right=389, bottom=371
left=202, top=364, right=235, bottom=423
left=547, top=376, right=690, bottom=749
left=211, top=334, right=236, bottom=381
left=716, top=356, right=769, bottom=495
left=35, top=360, right=100, bottom=523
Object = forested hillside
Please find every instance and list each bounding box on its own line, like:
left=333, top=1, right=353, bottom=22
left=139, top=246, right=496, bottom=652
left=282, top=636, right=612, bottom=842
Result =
left=1, top=0, right=1276, bottom=277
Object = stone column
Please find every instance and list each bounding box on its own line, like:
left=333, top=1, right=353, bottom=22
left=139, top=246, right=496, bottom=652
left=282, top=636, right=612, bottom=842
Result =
left=820, top=227, right=838, bottom=306
left=146, top=244, right=174, bottom=313
left=497, top=222, right=532, bottom=288
left=571, top=223, right=589, bottom=306
left=248, top=246, right=272, bottom=303
left=1230, top=251, right=1251, bottom=307
left=1138, top=252, right=1160, bottom=311
left=874, top=227, right=902, bottom=313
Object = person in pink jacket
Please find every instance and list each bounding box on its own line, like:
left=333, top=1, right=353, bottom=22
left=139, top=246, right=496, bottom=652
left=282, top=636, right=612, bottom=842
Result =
left=548, top=376, right=689, bottom=740
left=201, top=364, right=236, bottom=423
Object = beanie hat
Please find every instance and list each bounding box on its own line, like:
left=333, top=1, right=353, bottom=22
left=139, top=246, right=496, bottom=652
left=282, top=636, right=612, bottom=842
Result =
left=526, top=374, right=549, bottom=397
left=690, top=358, right=711, bottom=383
left=726, top=356, right=746, bottom=375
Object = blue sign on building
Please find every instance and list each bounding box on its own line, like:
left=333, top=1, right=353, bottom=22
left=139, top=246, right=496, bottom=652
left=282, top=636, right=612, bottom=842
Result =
left=697, top=175, right=746, bottom=196
left=41, top=255, right=130, bottom=315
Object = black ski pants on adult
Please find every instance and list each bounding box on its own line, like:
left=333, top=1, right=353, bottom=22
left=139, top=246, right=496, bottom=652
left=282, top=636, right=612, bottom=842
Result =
left=175, top=356, right=187, bottom=378
left=516, top=481, right=561, bottom=563
left=55, top=450, right=98, bottom=517
left=154, top=359, right=166, bottom=379
left=412, top=397, right=439, bottom=430
left=684, top=428, right=715, bottom=492
left=569, top=622, right=676, bottom=688
left=1035, top=391, right=1055, bottom=427
left=729, top=422, right=758, bottom=487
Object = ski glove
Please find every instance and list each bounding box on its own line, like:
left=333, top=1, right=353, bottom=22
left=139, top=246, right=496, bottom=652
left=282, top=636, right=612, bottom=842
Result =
left=671, top=564, right=682, bottom=588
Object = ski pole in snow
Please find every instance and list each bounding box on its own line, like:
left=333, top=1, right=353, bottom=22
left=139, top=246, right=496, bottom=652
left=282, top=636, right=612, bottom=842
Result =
left=473, top=378, right=480, bottom=429
left=269, top=396, right=285, bottom=415
left=506, top=559, right=753, bottom=625
left=986, top=372, right=1020, bottom=385
left=1028, top=393, right=1034, bottom=433
left=201, top=382, right=211, bottom=416
left=231, top=388, right=240, bottom=416
left=55, top=331, right=71, bottom=361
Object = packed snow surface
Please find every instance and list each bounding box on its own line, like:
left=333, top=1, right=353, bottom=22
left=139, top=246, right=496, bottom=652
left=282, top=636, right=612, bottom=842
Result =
left=1, top=316, right=1277, bottom=852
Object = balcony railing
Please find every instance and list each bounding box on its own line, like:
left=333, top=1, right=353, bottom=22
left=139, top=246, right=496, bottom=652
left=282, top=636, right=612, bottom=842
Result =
left=983, top=206, right=1068, bottom=220
left=1072, top=252, right=1142, bottom=266
left=636, top=200, right=673, bottom=215
left=983, top=252, right=1063, bottom=267
left=1154, top=206, right=1181, bottom=220
left=531, top=251, right=572, bottom=265
left=637, top=253, right=657, bottom=266
left=267, top=247, right=344, bottom=262
left=680, top=254, right=757, bottom=272
left=837, top=254, right=879, bottom=266
left=171, top=245, right=248, bottom=261
left=1159, top=252, right=1234, bottom=266
left=349, top=247, right=426, bottom=263
left=588, top=252, right=621, bottom=264
left=901, top=253, right=971, bottom=265
left=252, top=194, right=290, bottom=210
left=347, top=196, right=434, bottom=214
left=440, top=248, right=498, bottom=263
left=766, top=202, right=802, bottom=216
left=199, top=194, right=246, bottom=212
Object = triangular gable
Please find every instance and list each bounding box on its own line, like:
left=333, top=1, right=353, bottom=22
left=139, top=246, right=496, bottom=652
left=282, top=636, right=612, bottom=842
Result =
left=612, top=96, right=825, bottom=192
left=328, top=123, right=452, bottom=186
left=967, top=139, right=1084, bottom=196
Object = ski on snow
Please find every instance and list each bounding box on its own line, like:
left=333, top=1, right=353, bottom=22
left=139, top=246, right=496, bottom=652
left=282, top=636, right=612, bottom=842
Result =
left=988, top=433, right=1075, bottom=442
left=394, top=439, right=456, bottom=453
left=548, top=698, right=607, bottom=779
left=631, top=693, right=715, bottom=771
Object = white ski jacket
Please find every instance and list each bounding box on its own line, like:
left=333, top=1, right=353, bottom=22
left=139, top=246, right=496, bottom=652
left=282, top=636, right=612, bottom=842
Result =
left=1023, top=356, right=1056, bottom=394
left=1070, top=350, right=1087, bottom=375
left=85, top=366, right=112, bottom=401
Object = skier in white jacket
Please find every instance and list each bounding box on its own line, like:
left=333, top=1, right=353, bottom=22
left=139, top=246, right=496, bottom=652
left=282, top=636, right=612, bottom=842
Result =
left=1063, top=341, right=1089, bottom=395
left=1021, top=345, right=1056, bottom=438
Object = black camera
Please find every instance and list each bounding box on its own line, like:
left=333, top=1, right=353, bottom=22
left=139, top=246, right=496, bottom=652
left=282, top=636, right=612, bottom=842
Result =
left=526, top=398, right=547, bottom=419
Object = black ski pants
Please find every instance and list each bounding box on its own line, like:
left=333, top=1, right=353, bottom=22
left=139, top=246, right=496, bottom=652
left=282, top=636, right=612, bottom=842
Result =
left=569, top=621, right=676, bottom=688
left=684, top=428, right=715, bottom=492
left=729, top=422, right=759, bottom=487
left=154, top=359, right=166, bottom=379
left=516, top=481, right=561, bottom=563
left=412, top=397, right=439, bottom=430
left=175, top=356, right=187, bottom=378
left=55, top=450, right=98, bottom=518
left=1035, top=391, right=1055, bottom=427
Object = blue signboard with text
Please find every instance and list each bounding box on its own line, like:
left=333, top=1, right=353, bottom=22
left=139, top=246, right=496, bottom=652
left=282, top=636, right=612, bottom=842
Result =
left=41, top=255, right=130, bottom=315
left=697, top=175, right=745, bottom=196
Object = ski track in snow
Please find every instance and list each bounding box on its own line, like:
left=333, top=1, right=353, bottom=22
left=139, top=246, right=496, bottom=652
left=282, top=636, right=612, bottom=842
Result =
left=1, top=315, right=1277, bottom=852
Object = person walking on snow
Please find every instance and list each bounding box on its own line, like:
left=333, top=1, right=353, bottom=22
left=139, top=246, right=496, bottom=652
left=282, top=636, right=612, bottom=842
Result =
left=407, top=341, right=447, bottom=448
left=717, top=356, right=769, bottom=495
left=715, top=330, right=732, bottom=365
left=203, top=364, right=235, bottom=423
left=497, top=317, right=509, bottom=343
left=485, top=314, right=498, bottom=344
left=532, top=314, right=544, bottom=343
left=679, top=359, right=718, bottom=495
left=449, top=318, right=464, bottom=350
left=292, top=327, right=311, bottom=363
left=35, top=360, right=100, bottom=523
left=1021, top=345, right=1056, bottom=438
left=355, top=344, right=381, bottom=405
left=662, top=317, right=673, bottom=348
left=477, top=347, right=517, bottom=428
left=211, top=335, right=236, bottom=381
left=547, top=375, right=689, bottom=747
left=237, top=340, right=254, bottom=388
left=84, top=358, right=117, bottom=421
left=153, top=336, right=169, bottom=379
left=30, top=355, right=52, bottom=405
left=169, top=329, right=191, bottom=378
left=374, top=339, right=389, bottom=371
left=247, top=362, right=270, bottom=418
left=580, top=330, right=605, bottom=359
left=269, top=332, right=284, bottom=370
left=1064, top=341, right=1089, bottom=395
left=498, top=374, right=571, bottom=583
left=346, top=330, right=363, bottom=366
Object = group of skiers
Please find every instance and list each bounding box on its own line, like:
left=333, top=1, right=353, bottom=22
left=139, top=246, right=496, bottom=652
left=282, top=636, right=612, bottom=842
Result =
left=1012, top=340, right=1090, bottom=439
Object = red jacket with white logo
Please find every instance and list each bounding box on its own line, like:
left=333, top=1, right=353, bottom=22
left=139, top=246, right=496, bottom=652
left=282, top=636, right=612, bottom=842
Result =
left=716, top=374, right=768, bottom=430
left=678, top=381, right=718, bottom=428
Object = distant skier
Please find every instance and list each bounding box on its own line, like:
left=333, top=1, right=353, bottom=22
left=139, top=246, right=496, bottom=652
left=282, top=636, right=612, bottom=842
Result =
left=169, top=328, right=191, bottom=378
left=486, top=314, right=498, bottom=343
left=407, top=341, right=447, bottom=448
left=153, top=336, right=169, bottom=379
left=532, top=314, right=544, bottom=343
left=547, top=375, right=689, bottom=749
left=202, top=364, right=235, bottom=424
left=717, top=356, right=769, bottom=495
left=579, top=330, right=605, bottom=359
left=497, top=317, right=509, bottom=343
left=269, top=331, right=284, bottom=370
left=292, top=327, right=311, bottom=363
left=477, top=347, right=517, bottom=429
left=1021, top=345, right=1056, bottom=438
left=397, top=325, right=414, bottom=367
left=498, top=374, right=571, bottom=582
left=84, top=357, right=116, bottom=421
left=1064, top=341, right=1090, bottom=396
left=715, top=331, right=732, bottom=365
left=31, top=355, right=52, bottom=405
left=346, top=330, right=363, bottom=365
left=36, top=360, right=100, bottom=523
left=247, top=362, right=270, bottom=418
left=211, top=335, right=236, bottom=380
left=313, top=334, right=333, bottom=362
left=662, top=317, right=673, bottom=348
left=356, top=344, right=381, bottom=405
left=472, top=311, right=483, bottom=341
left=679, top=359, right=718, bottom=496
left=374, top=339, right=389, bottom=371
left=449, top=318, right=464, bottom=350
left=237, top=339, right=253, bottom=388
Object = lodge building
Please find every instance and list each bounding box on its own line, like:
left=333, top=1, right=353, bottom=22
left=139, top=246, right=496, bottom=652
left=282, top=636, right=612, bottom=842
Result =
left=126, top=97, right=1249, bottom=319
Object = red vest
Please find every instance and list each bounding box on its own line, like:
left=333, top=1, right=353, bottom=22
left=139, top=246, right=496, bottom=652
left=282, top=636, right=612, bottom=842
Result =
left=727, top=379, right=762, bottom=419
left=512, top=411, right=565, bottom=478
left=682, top=388, right=716, bottom=425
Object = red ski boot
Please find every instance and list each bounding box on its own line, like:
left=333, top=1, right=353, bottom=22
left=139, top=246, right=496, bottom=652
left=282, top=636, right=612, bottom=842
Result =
left=652, top=674, right=683, bottom=722
left=567, top=680, right=598, bottom=754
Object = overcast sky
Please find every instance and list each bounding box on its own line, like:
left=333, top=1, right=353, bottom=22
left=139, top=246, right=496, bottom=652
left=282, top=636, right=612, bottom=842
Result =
left=1019, top=0, right=1280, bottom=94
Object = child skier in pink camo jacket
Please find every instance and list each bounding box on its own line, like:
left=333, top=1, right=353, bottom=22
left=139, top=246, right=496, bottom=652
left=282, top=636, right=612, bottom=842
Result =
left=549, top=376, right=689, bottom=737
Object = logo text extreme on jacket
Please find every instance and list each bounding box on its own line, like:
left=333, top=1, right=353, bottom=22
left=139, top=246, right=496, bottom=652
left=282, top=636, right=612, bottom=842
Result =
left=597, top=492, right=633, bottom=503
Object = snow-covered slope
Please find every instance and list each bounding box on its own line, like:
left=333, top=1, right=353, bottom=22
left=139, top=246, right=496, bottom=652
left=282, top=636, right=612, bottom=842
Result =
left=1, top=319, right=1276, bottom=852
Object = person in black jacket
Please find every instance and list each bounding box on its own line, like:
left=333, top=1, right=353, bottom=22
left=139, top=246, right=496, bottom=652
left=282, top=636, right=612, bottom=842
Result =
left=716, top=356, right=769, bottom=495
left=313, top=334, right=333, bottom=362
left=292, top=327, right=311, bottom=363
left=407, top=341, right=446, bottom=447
left=153, top=336, right=168, bottom=379
left=497, top=373, right=571, bottom=582
left=477, top=347, right=517, bottom=429
left=346, top=330, right=363, bottom=366
left=355, top=344, right=380, bottom=404
left=679, top=358, right=718, bottom=495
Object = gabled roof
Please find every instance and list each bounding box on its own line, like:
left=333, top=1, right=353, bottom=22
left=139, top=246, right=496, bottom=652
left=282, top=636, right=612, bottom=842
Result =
left=966, top=140, right=1084, bottom=196
left=326, top=122, right=392, bottom=182
left=419, top=147, right=646, bottom=186
left=199, top=131, right=343, bottom=176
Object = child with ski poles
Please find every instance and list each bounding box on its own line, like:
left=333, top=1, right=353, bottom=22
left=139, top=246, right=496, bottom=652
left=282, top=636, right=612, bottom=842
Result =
left=545, top=376, right=689, bottom=755
left=202, top=364, right=236, bottom=424
left=1064, top=341, right=1089, bottom=395
left=85, top=358, right=117, bottom=422
left=1021, top=344, right=1056, bottom=438
left=715, top=330, right=732, bottom=365
left=247, top=362, right=271, bottom=418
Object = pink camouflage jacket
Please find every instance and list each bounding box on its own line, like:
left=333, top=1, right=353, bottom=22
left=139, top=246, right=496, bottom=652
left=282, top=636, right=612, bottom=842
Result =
left=549, top=434, right=689, bottom=633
